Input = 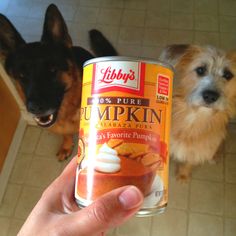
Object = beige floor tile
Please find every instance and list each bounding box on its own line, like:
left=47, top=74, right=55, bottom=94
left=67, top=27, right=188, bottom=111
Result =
left=195, top=0, right=218, bottom=15
left=225, top=127, right=236, bottom=154
left=188, top=213, right=223, bottom=236
left=75, top=40, right=91, bottom=51
left=190, top=180, right=224, bottom=215
left=9, top=154, right=32, bottom=184
left=170, top=14, right=194, bottom=30
left=53, top=3, right=77, bottom=21
left=169, top=159, right=176, bottom=178
left=19, top=126, right=41, bottom=154
left=195, top=14, right=219, bottom=32
left=151, top=208, right=187, bottom=236
left=74, top=7, right=99, bottom=24
left=168, top=30, right=194, bottom=44
left=0, top=217, right=11, bottom=236
left=191, top=159, right=224, bottom=182
left=147, top=0, right=170, bottom=13
left=79, top=0, right=101, bottom=7
left=0, top=184, right=22, bottom=217
left=121, top=9, right=146, bottom=27
left=8, top=219, right=24, bottom=236
left=70, top=23, right=97, bottom=43
left=141, top=46, right=163, bottom=59
left=219, top=0, right=236, bottom=16
left=224, top=218, right=236, bottom=236
left=225, top=184, right=236, bottom=218
left=43, top=0, right=79, bottom=5
left=225, top=154, right=236, bottom=183
left=168, top=176, right=189, bottom=210
left=60, top=155, right=75, bottom=172
left=119, top=27, right=144, bottom=45
left=25, top=156, right=62, bottom=188
left=106, top=228, right=116, bottom=236
left=170, top=0, right=193, bottom=13
left=124, top=0, right=147, bottom=10
left=116, top=216, right=151, bottom=236
left=97, top=8, right=123, bottom=25
left=35, top=130, right=62, bottom=157
left=95, top=25, right=120, bottom=44
left=145, top=11, right=170, bottom=29
left=220, top=32, right=236, bottom=50
left=101, top=0, right=124, bottom=8
left=194, top=32, right=220, bottom=47
left=143, top=29, right=169, bottom=47
left=220, top=16, right=236, bottom=33
left=117, top=44, right=142, bottom=57
left=14, top=186, right=43, bottom=220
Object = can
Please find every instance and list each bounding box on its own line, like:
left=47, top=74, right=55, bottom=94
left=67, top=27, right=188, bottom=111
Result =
left=75, top=56, right=174, bottom=216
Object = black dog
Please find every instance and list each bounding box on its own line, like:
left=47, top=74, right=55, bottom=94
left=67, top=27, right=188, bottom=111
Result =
left=0, top=4, right=117, bottom=160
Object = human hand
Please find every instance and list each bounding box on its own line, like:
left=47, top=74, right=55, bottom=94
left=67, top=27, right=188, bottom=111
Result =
left=18, top=157, right=144, bottom=236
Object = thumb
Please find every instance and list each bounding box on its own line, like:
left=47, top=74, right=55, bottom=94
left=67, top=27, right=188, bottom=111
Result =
left=65, top=186, right=143, bottom=236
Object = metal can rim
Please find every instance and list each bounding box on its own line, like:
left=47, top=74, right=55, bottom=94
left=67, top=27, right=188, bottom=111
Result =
left=83, top=56, right=175, bottom=72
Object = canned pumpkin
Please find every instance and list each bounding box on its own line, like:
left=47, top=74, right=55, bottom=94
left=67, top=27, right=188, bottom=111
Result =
left=75, top=56, right=174, bottom=216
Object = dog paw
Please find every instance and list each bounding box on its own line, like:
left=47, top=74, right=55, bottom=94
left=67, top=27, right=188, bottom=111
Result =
left=56, top=148, right=73, bottom=161
left=176, top=173, right=190, bottom=183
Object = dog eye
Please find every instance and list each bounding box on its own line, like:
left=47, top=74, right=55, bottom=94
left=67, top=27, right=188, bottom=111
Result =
left=195, top=66, right=207, bottom=76
left=223, top=69, right=233, bottom=81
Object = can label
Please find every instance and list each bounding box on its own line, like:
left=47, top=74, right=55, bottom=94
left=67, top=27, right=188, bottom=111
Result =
left=75, top=58, right=173, bottom=213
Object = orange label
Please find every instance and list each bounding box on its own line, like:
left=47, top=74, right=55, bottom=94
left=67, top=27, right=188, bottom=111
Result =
left=75, top=58, right=173, bottom=211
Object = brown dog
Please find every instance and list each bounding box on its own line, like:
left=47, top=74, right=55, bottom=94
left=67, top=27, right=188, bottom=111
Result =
left=160, top=45, right=236, bottom=181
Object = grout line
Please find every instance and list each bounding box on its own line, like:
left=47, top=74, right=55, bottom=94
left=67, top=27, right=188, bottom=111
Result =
left=113, top=2, right=125, bottom=50
left=185, top=178, right=192, bottom=236
left=217, top=0, right=221, bottom=49
left=193, top=0, right=196, bottom=44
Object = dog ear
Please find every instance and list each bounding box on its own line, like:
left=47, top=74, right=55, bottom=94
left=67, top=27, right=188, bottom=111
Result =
left=0, top=14, right=26, bottom=56
left=159, top=44, right=190, bottom=67
left=41, top=4, right=72, bottom=47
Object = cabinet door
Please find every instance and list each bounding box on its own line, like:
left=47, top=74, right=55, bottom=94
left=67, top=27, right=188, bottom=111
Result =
left=0, top=76, right=20, bottom=170
left=0, top=75, right=26, bottom=203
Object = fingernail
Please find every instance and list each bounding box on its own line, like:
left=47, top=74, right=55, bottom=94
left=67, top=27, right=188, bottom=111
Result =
left=118, top=186, right=143, bottom=210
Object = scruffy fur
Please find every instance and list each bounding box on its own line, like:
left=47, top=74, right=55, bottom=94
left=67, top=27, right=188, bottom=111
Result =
left=160, top=45, right=236, bottom=181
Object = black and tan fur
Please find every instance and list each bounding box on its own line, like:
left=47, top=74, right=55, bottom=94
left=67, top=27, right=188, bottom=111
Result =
left=0, top=4, right=117, bottom=160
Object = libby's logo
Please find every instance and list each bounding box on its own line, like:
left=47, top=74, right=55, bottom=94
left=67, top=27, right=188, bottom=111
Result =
left=92, top=61, right=145, bottom=95
left=100, top=67, right=135, bottom=84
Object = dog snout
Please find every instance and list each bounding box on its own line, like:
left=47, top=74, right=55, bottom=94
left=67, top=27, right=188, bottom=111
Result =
left=202, top=90, right=220, bottom=104
left=27, top=101, right=45, bottom=114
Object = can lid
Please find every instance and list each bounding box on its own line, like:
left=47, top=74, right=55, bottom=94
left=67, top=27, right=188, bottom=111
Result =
left=83, top=56, right=174, bottom=72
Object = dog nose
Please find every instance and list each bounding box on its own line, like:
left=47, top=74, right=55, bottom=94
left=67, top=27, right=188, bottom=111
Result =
left=202, top=90, right=220, bottom=104
left=27, top=101, right=44, bottom=114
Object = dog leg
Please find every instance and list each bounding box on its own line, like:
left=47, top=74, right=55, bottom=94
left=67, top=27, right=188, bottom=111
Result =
left=57, top=134, right=74, bottom=161
left=176, top=162, right=193, bottom=183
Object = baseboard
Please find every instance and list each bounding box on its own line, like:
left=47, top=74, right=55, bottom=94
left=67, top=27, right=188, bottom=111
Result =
left=0, top=117, right=27, bottom=204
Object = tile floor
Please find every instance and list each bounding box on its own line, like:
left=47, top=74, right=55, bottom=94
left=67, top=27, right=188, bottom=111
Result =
left=0, top=0, right=236, bottom=235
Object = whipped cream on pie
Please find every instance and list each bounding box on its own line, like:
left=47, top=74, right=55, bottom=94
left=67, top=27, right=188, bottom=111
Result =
left=95, top=143, right=121, bottom=173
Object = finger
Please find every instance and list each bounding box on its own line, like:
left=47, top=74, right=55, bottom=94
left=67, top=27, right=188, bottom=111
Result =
left=62, top=186, right=143, bottom=236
